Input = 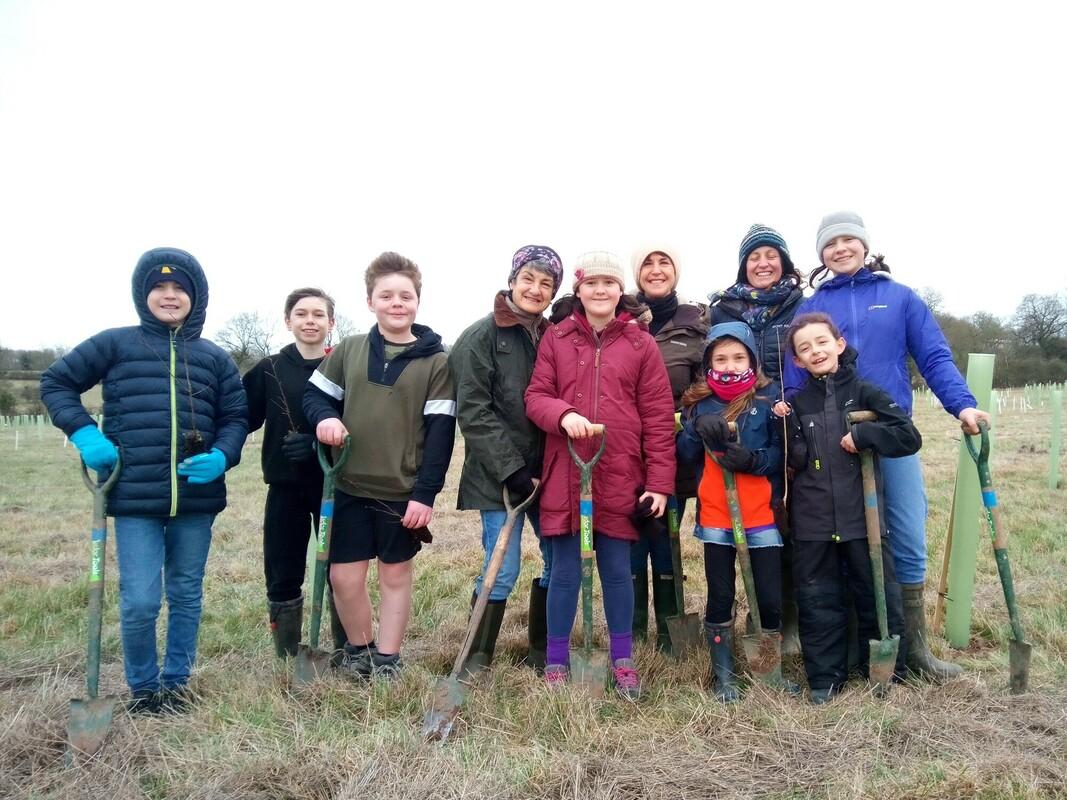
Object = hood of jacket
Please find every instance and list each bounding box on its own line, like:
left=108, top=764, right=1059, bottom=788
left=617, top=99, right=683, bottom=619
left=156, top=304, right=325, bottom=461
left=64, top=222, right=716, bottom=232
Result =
left=132, top=247, right=209, bottom=338
left=703, top=320, right=759, bottom=369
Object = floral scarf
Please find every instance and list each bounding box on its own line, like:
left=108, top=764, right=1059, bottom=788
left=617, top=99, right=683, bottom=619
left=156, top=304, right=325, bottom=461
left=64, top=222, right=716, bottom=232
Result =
left=717, top=277, right=799, bottom=332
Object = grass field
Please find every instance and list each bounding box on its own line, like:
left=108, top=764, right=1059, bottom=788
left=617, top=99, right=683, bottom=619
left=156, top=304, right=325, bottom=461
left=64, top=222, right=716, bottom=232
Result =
left=1, top=397, right=1065, bottom=799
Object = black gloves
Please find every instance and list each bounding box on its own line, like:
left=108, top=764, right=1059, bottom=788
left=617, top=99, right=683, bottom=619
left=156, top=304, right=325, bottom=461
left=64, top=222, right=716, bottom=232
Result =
left=504, top=466, right=537, bottom=505
left=630, top=491, right=666, bottom=537
left=694, top=414, right=731, bottom=448
left=282, top=432, right=316, bottom=464
left=716, top=441, right=757, bottom=473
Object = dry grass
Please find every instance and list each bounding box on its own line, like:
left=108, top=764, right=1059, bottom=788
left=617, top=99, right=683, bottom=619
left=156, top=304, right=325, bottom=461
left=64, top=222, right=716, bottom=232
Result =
left=1, top=394, right=1066, bottom=799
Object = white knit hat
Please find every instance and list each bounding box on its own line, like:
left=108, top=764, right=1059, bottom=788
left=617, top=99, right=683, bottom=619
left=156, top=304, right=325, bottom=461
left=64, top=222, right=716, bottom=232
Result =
left=630, top=244, right=681, bottom=292
left=572, top=251, right=625, bottom=292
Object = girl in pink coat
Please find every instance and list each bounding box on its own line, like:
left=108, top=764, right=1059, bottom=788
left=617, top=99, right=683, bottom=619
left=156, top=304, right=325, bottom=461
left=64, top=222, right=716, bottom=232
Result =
left=524, top=251, right=676, bottom=699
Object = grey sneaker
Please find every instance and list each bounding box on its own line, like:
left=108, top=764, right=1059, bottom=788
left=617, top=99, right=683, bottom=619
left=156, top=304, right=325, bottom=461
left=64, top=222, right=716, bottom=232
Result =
left=371, top=651, right=404, bottom=681
left=340, top=642, right=376, bottom=680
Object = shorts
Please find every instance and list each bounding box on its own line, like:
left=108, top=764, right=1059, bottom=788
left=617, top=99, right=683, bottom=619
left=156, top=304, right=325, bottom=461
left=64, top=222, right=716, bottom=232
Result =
left=330, top=491, right=422, bottom=564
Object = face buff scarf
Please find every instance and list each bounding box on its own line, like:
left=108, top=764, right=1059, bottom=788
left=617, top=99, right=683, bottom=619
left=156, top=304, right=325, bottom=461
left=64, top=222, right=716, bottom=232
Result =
left=706, top=367, right=757, bottom=402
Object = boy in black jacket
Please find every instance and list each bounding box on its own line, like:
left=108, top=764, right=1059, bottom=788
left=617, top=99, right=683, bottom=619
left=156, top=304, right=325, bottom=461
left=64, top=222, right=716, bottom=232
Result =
left=243, top=288, right=344, bottom=658
left=779, top=312, right=921, bottom=703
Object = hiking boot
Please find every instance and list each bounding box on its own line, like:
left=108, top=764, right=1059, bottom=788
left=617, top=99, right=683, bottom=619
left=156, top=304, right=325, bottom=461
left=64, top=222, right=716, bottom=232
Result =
left=544, top=664, right=568, bottom=688
left=705, top=619, right=740, bottom=703
left=522, top=579, right=548, bottom=674
left=126, top=688, right=161, bottom=715
left=462, top=593, right=506, bottom=678
left=268, top=595, right=303, bottom=659
left=159, top=685, right=195, bottom=715
left=371, top=651, right=404, bottom=681
left=612, top=658, right=641, bottom=701
left=809, top=685, right=840, bottom=705
left=652, top=573, right=678, bottom=655
left=901, top=582, right=962, bottom=681
left=340, top=641, right=376, bottom=680
left=632, top=571, right=649, bottom=642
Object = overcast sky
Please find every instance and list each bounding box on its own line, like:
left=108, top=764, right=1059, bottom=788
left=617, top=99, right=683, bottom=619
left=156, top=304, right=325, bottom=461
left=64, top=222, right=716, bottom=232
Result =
left=2, top=1, right=1064, bottom=351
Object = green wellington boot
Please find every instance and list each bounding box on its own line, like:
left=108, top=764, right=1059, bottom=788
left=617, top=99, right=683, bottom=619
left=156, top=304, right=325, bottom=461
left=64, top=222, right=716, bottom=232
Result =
left=652, top=573, right=679, bottom=654
left=632, top=571, right=649, bottom=642
left=705, top=620, right=740, bottom=703
left=902, top=582, right=962, bottom=680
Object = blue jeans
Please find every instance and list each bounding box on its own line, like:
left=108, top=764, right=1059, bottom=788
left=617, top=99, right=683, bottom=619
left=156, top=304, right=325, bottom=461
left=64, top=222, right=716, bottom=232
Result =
left=474, top=508, right=551, bottom=601
left=113, top=514, right=215, bottom=692
left=880, top=453, right=928, bottom=585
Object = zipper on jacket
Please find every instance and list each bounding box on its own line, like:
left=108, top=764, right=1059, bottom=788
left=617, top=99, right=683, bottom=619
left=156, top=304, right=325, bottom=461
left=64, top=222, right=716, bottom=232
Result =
left=591, top=332, right=602, bottom=424
left=169, top=329, right=178, bottom=517
left=807, top=420, right=821, bottom=470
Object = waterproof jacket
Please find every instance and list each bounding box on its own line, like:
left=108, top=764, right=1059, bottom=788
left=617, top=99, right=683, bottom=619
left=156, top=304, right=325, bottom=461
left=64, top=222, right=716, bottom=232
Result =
left=303, top=324, right=456, bottom=505
left=786, top=349, right=922, bottom=542
left=651, top=300, right=709, bottom=498
left=709, top=285, right=803, bottom=384
left=677, top=390, right=782, bottom=533
left=449, top=291, right=549, bottom=510
left=782, top=268, right=976, bottom=416
left=244, top=343, right=325, bottom=487
left=524, top=310, right=676, bottom=541
left=40, top=248, right=247, bottom=517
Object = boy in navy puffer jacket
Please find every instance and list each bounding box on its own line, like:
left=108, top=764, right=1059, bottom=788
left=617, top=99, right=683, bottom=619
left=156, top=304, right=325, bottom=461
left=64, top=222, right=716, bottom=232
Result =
left=41, top=247, right=247, bottom=715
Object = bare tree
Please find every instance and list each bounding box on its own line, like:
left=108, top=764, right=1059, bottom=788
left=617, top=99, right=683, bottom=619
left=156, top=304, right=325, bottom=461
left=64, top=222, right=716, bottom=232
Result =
left=332, top=313, right=360, bottom=343
left=216, top=312, right=275, bottom=373
left=1012, top=293, right=1067, bottom=356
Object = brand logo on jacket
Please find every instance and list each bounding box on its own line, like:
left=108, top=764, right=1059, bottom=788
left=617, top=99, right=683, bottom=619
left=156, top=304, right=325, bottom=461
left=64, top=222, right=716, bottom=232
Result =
left=868, top=304, right=888, bottom=311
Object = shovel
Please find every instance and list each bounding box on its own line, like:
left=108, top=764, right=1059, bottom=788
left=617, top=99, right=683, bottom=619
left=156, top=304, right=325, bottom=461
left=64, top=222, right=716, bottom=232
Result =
left=664, top=495, right=703, bottom=657
left=847, top=410, right=900, bottom=697
left=568, top=424, right=609, bottom=696
left=67, top=456, right=122, bottom=761
left=294, top=437, right=351, bottom=686
left=422, top=482, right=541, bottom=742
left=965, top=420, right=1031, bottom=693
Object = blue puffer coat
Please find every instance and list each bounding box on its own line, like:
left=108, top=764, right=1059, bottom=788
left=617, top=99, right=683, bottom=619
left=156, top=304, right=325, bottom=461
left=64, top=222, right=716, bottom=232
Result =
left=782, top=268, right=976, bottom=417
left=40, top=248, right=247, bottom=517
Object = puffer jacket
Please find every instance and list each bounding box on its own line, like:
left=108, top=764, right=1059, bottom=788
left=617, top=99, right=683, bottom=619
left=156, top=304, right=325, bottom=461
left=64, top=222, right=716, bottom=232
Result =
left=524, top=309, right=676, bottom=541
left=40, top=247, right=247, bottom=517
left=782, top=268, right=976, bottom=416
left=709, top=285, right=803, bottom=384
left=449, top=291, right=549, bottom=510
left=786, top=348, right=922, bottom=542
left=652, top=300, right=708, bottom=498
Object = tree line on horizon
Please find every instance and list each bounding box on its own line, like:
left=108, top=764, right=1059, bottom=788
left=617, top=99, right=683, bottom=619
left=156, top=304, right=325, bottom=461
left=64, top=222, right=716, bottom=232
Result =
left=1, top=292, right=1064, bottom=417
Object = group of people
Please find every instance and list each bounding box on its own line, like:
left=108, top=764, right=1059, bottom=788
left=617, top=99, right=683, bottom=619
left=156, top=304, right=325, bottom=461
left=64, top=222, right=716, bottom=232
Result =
left=40, top=210, right=990, bottom=713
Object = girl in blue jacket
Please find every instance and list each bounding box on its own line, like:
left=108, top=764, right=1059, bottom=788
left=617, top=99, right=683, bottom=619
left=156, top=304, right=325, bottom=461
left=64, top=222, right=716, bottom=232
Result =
left=41, top=247, right=247, bottom=714
left=782, top=212, right=990, bottom=680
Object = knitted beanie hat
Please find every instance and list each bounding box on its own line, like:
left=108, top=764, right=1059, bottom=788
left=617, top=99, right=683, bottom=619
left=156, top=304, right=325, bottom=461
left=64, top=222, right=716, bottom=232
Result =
left=630, top=245, right=681, bottom=292
left=509, top=244, right=564, bottom=296
left=572, top=251, right=625, bottom=292
left=737, top=224, right=795, bottom=284
left=143, top=263, right=196, bottom=304
left=816, top=211, right=870, bottom=261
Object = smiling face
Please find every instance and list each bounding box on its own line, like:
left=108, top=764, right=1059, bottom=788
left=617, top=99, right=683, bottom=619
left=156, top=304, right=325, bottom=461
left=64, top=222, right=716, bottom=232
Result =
left=745, top=246, right=784, bottom=290
left=286, top=296, right=333, bottom=347
left=791, top=321, right=847, bottom=376
left=709, top=338, right=752, bottom=375
left=146, top=280, right=192, bottom=327
left=368, top=273, right=419, bottom=340
left=509, top=265, right=556, bottom=315
left=637, top=252, right=677, bottom=299
left=820, top=235, right=866, bottom=276
left=577, top=276, right=623, bottom=328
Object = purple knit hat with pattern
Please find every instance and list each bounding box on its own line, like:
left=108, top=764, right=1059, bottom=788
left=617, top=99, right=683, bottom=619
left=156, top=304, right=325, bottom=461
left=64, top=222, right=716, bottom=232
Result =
left=509, top=245, right=564, bottom=296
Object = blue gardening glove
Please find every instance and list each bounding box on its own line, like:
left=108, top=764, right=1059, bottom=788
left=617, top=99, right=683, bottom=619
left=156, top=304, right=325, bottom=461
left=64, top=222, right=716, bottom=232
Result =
left=177, top=447, right=227, bottom=484
left=70, top=425, right=119, bottom=471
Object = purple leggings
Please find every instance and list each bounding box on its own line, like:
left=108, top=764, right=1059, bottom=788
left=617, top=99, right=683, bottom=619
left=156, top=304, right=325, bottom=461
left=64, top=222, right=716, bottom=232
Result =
left=546, top=532, right=634, bottom=665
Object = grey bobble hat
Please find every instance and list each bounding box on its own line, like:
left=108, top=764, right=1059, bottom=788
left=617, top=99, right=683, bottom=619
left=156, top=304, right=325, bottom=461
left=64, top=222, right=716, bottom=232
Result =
left=816, top=211, right=870, bottom=261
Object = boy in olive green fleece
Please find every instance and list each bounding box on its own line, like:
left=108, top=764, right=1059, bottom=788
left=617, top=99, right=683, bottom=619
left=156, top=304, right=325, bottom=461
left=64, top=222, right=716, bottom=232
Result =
left=303, top=252, right=456, bottom=678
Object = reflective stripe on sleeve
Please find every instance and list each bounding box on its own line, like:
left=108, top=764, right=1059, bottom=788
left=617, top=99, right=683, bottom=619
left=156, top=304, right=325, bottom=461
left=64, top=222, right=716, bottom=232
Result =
left=310, top=370, right=345, bottom=400
left=423, top=399, right=457, bottom=416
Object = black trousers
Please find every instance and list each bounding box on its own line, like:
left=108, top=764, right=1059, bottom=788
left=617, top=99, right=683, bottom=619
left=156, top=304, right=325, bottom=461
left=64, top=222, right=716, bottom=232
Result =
left=264, top=482, right=321, bottom=602
left=703, top=542, right=782, bottom=629
left=792, top=537, right=906, bottom=691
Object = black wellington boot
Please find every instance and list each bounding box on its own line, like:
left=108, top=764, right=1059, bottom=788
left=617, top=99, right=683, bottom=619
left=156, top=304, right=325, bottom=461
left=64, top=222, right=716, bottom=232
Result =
left=462, top=593, right=507, bottom=678
left=632, top=571, right=649, bottom=642
left=522, top=579, right=548, bottom=673
left=652, top=573, right=678, bottom=655
left=705, top=619, right=740, bottom=703
left=268, top=595, right=303, bottom=658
